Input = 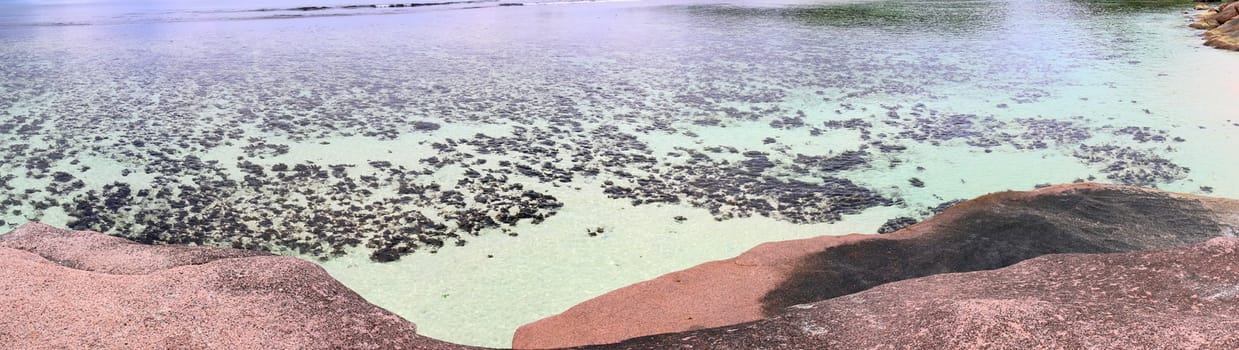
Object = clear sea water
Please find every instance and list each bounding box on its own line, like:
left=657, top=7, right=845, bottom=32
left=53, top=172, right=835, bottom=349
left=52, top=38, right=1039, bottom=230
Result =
left=1, top=0, right=1236, bottom=346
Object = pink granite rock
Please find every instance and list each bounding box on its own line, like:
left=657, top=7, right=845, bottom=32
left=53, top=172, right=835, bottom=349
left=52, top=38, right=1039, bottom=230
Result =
left=1205, top=13, right=1239, bottom=50
left=599, top=237, right=1239, bottom=349
left=1193, top=2, right=1239, bottom=49
left=513, top=234, right=870, bottom=349
left=6, top=183, right=1239, bottom=350
left=516, top=184, right=1239, bottom=349
left=0, top=222, right=475, bottom=350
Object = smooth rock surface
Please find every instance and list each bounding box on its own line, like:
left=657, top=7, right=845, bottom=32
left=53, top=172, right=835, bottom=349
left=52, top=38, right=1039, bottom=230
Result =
left=0, top=223, right=474, bottom=350
left=1219, top=3, right=1239, bottom=23
left=516, top=184, right=1239, bottom=349
left=1195, top=1, right=1239, bottom=50
left=592, top=237, right=1239, bottom=349
left=1205, top=13, right=1239, bottom=50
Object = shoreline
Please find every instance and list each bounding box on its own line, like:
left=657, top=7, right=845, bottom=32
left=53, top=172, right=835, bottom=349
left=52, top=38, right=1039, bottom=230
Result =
left=6, top=182, right=1239, bottom=348
left=0, top=1, right=1237, bottom=348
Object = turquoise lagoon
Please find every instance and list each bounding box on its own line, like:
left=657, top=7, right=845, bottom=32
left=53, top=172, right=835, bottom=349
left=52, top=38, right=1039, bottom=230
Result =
left=1, top=0, right=1237, bottom=346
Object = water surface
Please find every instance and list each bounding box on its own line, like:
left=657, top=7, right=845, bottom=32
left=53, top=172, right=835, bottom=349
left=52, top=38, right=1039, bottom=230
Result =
left=1, top=0, right=1236, bottom=346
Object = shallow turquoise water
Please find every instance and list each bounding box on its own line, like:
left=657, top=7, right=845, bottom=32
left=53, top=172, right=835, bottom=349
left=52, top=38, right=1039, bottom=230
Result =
left=1, top=0, right=1237, bottom=346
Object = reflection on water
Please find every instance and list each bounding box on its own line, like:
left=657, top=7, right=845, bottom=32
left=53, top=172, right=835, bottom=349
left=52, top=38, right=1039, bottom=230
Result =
left=690, top=1, right=1004, bottom=31
left=1, top=0, right=1236, bottom=346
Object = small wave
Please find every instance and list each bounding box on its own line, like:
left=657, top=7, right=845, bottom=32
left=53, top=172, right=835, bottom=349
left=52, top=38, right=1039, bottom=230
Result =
left=0, top=0, right=636, bottom=28
left=24, top=22, right=92, bottom=27
left=525, top=0, right=640, bottom=5
left=276, top=0, right=498, bottom=11
left=186, top=1, right=498, bottom=15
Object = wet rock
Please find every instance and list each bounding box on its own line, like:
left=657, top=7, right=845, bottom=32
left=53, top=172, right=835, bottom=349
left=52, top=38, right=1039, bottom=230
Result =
left=739, top=152, right=775, bottom=173
left=876, top=216, right=916, bottom=234
left=50, top=172, right=74, bottom=183
left=908, top=177, right=925, bottom=187
left=370, top=247, right=406, bottom=262
left=1072, top=144, right=1188, bottom=186
left=412, top=121, right=442, bottom=131
left=586, top=227, right=605, bottom=237
left=926, top=198, right=965, bottom=214
left=793, top=150, right=868, bottom=172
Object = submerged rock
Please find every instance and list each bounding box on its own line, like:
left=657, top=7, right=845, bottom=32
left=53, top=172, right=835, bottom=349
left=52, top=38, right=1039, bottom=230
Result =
left=0, top=223, right=473, bottom=350
left=514, top=183, right=1239, bottom=348
left=876, top=216, right=917, bottom=233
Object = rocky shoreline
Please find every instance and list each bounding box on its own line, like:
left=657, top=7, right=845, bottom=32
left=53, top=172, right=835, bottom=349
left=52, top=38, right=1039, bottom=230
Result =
left=515, top=183, right=1239, bottom=348
left=587, top=236, right=1239, bottom=349
left=3, top=183, right=1239, bottom=349
left=1192, top=1, right=1239, bottom=50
